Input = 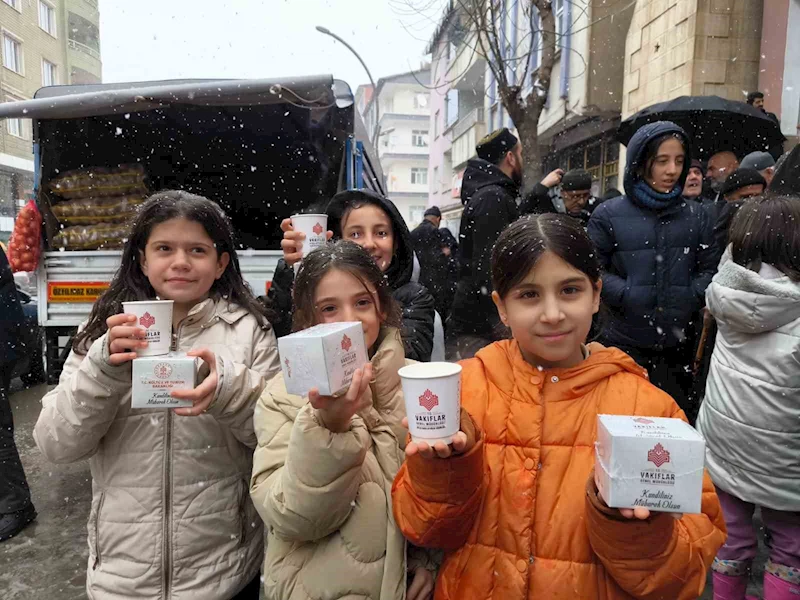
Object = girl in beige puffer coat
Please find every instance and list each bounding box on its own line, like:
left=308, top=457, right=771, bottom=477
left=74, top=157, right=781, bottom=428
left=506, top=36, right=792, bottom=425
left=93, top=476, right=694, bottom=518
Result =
left=35, top=192, right=280, bottom=600
left=250, top=241, right=437, bottom=600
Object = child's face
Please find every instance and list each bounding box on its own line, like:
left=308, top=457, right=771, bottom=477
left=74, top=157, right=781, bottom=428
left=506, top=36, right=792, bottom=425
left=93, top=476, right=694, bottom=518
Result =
left=313, top=268, right=384, bottom=349
left=492, top=250, right=601, bottom=369
left=646, top=137, right=685, bottom=194
left=341, top=205, right=395, bottom=273
left=140, top=217, right=229, bottom=308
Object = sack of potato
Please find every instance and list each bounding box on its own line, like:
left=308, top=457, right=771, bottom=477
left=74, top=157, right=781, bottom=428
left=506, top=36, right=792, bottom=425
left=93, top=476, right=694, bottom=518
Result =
left=49, top=164, right=148, bottom=200
left=51, top=194, right=146, bottom=225
left=52, top=222, right=131, bottom=250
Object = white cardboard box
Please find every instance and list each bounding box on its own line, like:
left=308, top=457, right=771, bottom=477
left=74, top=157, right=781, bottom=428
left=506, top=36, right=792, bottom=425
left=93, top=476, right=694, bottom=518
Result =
left=278, top=322, right=368, bottom=397
left=595, top=415, right=706, bottom=514
left=132, top=353, right=200, bottom=409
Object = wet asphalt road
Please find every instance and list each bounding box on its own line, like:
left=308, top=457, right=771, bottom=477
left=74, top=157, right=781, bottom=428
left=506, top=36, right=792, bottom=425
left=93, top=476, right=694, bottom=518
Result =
left=1, top=379, right=765, bottom=599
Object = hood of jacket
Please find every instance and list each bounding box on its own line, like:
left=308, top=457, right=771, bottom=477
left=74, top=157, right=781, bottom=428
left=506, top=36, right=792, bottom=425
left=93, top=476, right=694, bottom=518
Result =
left=326, top=189, right=414, bottom=290
left=460, top=158, right=520, bottom=206
left=707, top=250, right=800, bottom=334
left=623, top=121, right=691, bottom=201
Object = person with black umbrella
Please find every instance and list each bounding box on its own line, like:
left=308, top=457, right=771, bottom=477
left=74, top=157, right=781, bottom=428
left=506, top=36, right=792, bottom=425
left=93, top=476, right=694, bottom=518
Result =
left=587, top=121, right=715, bottom=422
left=0, top=245, right=36, bottom=542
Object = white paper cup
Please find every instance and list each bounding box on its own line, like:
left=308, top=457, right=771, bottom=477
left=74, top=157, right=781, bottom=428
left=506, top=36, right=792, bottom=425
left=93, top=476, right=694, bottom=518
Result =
left=121, top=300, right=174, bottom=356
left=399, top=362, right=462, bottom=445
left=291, top=214, right=328, bottom=272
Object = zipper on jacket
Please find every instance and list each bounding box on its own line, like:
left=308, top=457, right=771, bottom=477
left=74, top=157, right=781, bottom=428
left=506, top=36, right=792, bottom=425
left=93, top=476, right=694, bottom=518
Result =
left=163, top=323, right=182, bottom=597
left=92, top=491, right=106, bottom=570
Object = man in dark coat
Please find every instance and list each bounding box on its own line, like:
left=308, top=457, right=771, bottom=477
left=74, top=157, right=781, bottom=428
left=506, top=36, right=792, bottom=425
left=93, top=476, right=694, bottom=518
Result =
left=410, top=206, right=452, bottom=322
left=445, top=128, right=526, bottom=359
left=0, top=246, right=36, bottom=541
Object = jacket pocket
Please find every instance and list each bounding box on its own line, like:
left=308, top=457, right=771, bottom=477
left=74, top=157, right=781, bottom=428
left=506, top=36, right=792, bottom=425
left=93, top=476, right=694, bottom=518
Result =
left=92, top=491, right=106, bottom=570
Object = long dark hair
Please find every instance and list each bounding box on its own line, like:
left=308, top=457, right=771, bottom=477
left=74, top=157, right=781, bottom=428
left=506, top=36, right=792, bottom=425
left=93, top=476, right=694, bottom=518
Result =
left=73, top=190, right=272, bottom=352
left=729, top=194, right=800, bottom=281
left=292, top=240, right=401, bottom=332
left=491, top=213, right=601, bottom=298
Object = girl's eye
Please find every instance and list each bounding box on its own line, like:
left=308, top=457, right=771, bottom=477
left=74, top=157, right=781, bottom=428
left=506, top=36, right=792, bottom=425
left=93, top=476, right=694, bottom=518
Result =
left=563, top=286, right=580, bottom=295
left=191, top=247, right=207, bottom=254
left=319, top=305, right=336, bottom=314
left=157, top=245, right=170, bottom=252
left=356, top=298, right=373, bottom=308
left=377, top=230, right=389, bottom=238
left=520, top=291, right=538, bottom=299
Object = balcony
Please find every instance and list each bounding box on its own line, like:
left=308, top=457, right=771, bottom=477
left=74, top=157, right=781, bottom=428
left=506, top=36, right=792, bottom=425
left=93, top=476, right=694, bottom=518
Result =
left=449, top=35, right=486, bottom=93
left=68, top=39, right=100, bottom=61
left=451, top=108, right=486, bottom=168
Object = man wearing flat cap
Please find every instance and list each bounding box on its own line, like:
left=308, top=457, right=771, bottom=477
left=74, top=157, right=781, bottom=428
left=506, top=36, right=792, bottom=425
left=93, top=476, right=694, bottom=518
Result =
left=446, top=127, right=562, bottom=359
left=739, top=151, right=776, bottom=186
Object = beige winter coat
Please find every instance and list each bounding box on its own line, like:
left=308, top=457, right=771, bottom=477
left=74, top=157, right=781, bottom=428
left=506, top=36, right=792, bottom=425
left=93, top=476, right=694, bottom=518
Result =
left=34, top=299, right=280, bottom=600
left=250, top=327, right=416, bottom=600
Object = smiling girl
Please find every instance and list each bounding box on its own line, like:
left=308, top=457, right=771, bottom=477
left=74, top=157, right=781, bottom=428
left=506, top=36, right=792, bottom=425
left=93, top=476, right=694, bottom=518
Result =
left=270, top=190, right=436, bottom=362
left=250, top=240, right=435, bottom=600
left=34, top=191, right=280, bottom=599
left=392, top=214, right=725, bottom=600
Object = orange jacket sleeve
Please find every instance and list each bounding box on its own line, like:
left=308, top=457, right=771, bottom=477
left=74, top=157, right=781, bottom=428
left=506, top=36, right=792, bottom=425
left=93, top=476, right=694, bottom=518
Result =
left=391, top=426, right=485, bottom=550
left=586, top=384, right=727, bottom=600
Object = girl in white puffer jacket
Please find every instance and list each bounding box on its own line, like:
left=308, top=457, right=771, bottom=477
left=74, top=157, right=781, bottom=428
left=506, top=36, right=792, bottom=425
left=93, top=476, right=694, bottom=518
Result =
left=697, top=194, right=800, bottom=600
left=35, top=191, right=280, bottom=600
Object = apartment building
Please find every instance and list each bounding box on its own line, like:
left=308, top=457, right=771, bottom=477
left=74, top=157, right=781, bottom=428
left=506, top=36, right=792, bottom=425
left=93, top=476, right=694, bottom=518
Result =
left=0, top=0, right=101, bottom=242
left=356, top=68, right=432, bottom=229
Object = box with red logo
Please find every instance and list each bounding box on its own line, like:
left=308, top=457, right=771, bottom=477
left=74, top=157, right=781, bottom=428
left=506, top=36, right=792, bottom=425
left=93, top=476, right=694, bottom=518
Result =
left=595, top=415, right=706, bottom=514
left=131, top=353, right=200, bottom=409
left=277, top=322, right=368, bottom=397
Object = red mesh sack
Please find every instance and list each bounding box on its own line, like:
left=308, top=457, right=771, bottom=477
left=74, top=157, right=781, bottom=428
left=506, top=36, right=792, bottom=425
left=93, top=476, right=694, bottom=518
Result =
left=8, top=200, right=42, bottom=273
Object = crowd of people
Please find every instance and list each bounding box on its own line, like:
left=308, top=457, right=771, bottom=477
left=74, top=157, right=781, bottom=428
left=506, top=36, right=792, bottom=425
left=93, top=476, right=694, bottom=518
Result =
left=0, top=94, right=798, bottom=600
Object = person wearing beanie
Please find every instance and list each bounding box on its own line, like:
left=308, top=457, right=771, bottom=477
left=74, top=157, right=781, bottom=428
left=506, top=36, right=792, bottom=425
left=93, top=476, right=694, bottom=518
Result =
left=450, top=128, right=561, bottom=359
left=555, top=169, right=602, bottom=227
left=410, top=205, right=454, bottom=324
left=683, top=159, right=705, bottom=201
left=740, top=151, right=776, bottom=185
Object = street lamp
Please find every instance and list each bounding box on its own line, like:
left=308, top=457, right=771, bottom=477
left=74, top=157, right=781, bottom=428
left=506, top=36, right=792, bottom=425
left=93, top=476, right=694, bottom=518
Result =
left=315, top=25, right=380, bottom=148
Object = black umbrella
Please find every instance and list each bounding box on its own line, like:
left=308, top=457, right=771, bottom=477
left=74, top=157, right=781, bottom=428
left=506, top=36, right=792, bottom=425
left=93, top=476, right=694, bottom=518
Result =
left=617, top=95, right=785, bottom=160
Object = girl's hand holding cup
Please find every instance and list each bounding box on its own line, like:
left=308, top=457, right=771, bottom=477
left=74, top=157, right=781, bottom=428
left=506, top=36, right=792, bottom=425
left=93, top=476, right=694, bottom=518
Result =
left=280, top=217, right=333, bottom=267
left=106, top=313, right=148, bottom=365
left=310, top=363, right=373, bottom=433
left=402, top=408, right=475, bottom=459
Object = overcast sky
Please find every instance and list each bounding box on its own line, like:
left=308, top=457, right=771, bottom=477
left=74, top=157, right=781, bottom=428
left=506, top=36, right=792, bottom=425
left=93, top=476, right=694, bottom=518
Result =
left=99, top=0, right=444, bottom=92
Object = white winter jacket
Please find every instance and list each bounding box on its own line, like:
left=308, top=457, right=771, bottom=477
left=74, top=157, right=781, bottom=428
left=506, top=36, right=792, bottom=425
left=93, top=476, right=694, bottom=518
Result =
left=697, top=251, right=800, bottom=510
left=34, top=298, right=280, bottom=599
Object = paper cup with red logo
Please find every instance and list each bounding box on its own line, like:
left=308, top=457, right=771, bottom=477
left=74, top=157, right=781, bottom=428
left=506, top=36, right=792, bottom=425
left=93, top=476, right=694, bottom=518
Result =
left=121, top=300, right=174, bottom=356
left=399, top=362, right=462, bottom=445
left=290, top=213, right=328, bottom=272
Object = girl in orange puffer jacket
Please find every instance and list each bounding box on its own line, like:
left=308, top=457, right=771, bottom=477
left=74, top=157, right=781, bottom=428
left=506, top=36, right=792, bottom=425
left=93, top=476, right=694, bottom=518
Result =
left=392, top=213, right=726, bottom=600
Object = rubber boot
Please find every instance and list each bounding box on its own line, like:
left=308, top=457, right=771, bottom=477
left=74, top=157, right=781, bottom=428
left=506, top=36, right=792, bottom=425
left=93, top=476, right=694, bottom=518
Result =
left=712, top=572, right=758, bottom=600
left=764, top=572, right=800, bottom=599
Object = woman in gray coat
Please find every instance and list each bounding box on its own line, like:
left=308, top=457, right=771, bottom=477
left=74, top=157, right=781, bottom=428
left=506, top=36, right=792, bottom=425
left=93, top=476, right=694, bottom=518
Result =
left=697, top=194, right=800, bottom=599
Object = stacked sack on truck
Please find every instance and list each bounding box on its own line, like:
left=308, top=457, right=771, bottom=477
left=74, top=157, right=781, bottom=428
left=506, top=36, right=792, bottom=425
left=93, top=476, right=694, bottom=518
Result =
left=49, top=164, right=148, bottom=249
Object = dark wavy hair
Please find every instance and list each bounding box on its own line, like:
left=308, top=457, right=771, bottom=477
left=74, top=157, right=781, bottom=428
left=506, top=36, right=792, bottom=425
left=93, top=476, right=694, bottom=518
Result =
left=292, top=240, right=401, bottom=332
left=73, top=190, right=272, bottom=353
left=729, top=194, right=800, bottom=281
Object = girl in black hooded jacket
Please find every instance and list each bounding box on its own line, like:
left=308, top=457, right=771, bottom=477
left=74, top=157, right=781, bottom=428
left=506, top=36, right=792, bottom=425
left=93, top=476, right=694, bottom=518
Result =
left=266, top=190, right=436, bottom=362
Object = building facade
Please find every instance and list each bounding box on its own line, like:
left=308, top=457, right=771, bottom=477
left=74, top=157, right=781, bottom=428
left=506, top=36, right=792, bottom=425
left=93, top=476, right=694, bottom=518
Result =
left=426, top=0, right=633, bottom=227
left=0, top=0, right=101, bottom=242
left=356, top=68, right=432, bottom=229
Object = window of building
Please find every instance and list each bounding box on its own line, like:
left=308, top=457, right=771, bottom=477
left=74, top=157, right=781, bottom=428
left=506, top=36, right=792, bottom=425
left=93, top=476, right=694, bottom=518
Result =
left=555, top=0, right=565, bottom=38
left=2, top=0, right=20, bottom=10
left=411, top=168, right=428, bottom=185
left=68, top=12, right=100, bottom=53
left=414, top=93, right=428, bottom=109
left=434, top=110, right=440, bottom=139
left=39, top=1, right=57, bottom=36
left=445, top=89, right=459, bottom=128
left=5, top=96, right=24, bottom=138
left=412, top=130, right=429, bottom=148
left=42, top=59, right=57, bottom=86
left=3, top=34, right=22, bottom=74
